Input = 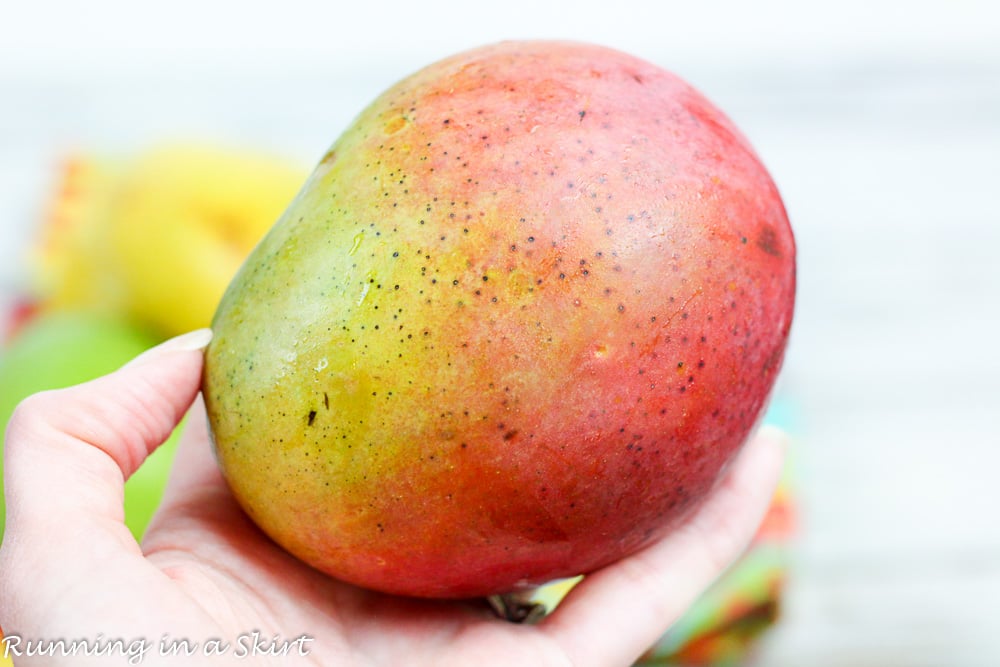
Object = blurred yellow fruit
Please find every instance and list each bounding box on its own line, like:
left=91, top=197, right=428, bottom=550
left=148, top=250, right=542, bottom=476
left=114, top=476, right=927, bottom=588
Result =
left=33, top=156, right=127, bottom=318
left=32, top=145, right=306, bottom=337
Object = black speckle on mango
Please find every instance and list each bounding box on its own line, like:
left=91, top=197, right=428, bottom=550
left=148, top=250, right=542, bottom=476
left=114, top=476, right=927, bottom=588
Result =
left=202, top=40, right=795, bottom=599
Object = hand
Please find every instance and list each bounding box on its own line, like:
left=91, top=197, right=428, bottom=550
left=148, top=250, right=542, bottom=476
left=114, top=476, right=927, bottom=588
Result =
left=0, top=330, right=785, bottom=666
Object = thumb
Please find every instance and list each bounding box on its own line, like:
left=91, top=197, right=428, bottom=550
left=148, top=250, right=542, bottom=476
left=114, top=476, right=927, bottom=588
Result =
left=1, top=328, right=212, bottom=554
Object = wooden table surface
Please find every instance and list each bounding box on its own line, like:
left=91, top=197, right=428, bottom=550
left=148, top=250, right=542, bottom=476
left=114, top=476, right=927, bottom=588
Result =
left=1, top=16, right=998, bottom=665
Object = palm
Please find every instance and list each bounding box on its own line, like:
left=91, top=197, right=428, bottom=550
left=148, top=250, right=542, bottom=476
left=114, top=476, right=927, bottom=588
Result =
left=141, top=417, right=571, bottom=665
left=0, top=340, right=783, bottom=667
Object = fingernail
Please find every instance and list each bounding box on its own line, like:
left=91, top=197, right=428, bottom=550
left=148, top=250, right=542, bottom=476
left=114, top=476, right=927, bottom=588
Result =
left=162, top=328, right=214, bottom=352
left=127, top=328, right=214, bottom=367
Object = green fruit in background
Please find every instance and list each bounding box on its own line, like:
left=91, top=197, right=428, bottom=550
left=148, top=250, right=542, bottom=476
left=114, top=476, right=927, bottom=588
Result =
left=0, top=310, right=179, bottom=541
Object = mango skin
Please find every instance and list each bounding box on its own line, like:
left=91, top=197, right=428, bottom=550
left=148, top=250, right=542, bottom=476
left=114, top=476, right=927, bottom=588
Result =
left=203, top=41, right=795, bottom=599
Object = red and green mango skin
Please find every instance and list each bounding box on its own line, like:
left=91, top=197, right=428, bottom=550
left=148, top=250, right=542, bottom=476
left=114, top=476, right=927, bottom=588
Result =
left=203, top=41, right=796, bottom=598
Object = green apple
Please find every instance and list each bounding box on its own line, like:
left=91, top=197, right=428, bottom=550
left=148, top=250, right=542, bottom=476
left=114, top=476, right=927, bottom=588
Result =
left=0, top=310, right=179, bottom=541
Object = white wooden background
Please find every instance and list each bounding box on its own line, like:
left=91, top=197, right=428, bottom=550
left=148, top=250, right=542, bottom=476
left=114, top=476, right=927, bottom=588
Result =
left=2, top=2, right=999, bottom=665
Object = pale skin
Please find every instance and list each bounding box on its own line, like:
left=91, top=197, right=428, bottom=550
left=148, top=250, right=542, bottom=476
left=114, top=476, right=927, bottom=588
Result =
left=0, top=329, right=785, bottom=666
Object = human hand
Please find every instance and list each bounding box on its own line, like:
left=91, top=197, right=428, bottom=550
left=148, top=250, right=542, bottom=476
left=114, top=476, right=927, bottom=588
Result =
left=0, top=330, right=785, bottom=666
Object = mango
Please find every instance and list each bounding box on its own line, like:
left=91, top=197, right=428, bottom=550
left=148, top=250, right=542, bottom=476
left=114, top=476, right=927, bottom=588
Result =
left=203, top=41, right=796, bottom=598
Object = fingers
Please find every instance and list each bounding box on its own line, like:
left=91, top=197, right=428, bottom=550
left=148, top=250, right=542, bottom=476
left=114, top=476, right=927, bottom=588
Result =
left=160, top=395, right=226, bottom=499
left=1, top=329, right=212, bottom=554
left=540, top=426, right=787, bottom=667
left=143, top=394, right=237, bottom=539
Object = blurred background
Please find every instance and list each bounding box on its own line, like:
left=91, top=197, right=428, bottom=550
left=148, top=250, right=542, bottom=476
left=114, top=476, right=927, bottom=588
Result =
left=2, top=1, right=999, bottom=665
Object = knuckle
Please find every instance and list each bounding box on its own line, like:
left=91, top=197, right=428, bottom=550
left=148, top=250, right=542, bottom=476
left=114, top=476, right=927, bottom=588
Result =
left=4, top=389, right=62, bottom=448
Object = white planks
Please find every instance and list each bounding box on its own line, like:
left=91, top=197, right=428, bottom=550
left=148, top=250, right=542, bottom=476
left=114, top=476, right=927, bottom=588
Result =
left=736, top=60, right=1000, bottom=666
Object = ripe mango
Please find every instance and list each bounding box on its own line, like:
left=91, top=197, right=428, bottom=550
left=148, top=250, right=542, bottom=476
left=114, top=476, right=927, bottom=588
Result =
left=203, top=41, right=795, bottom=598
